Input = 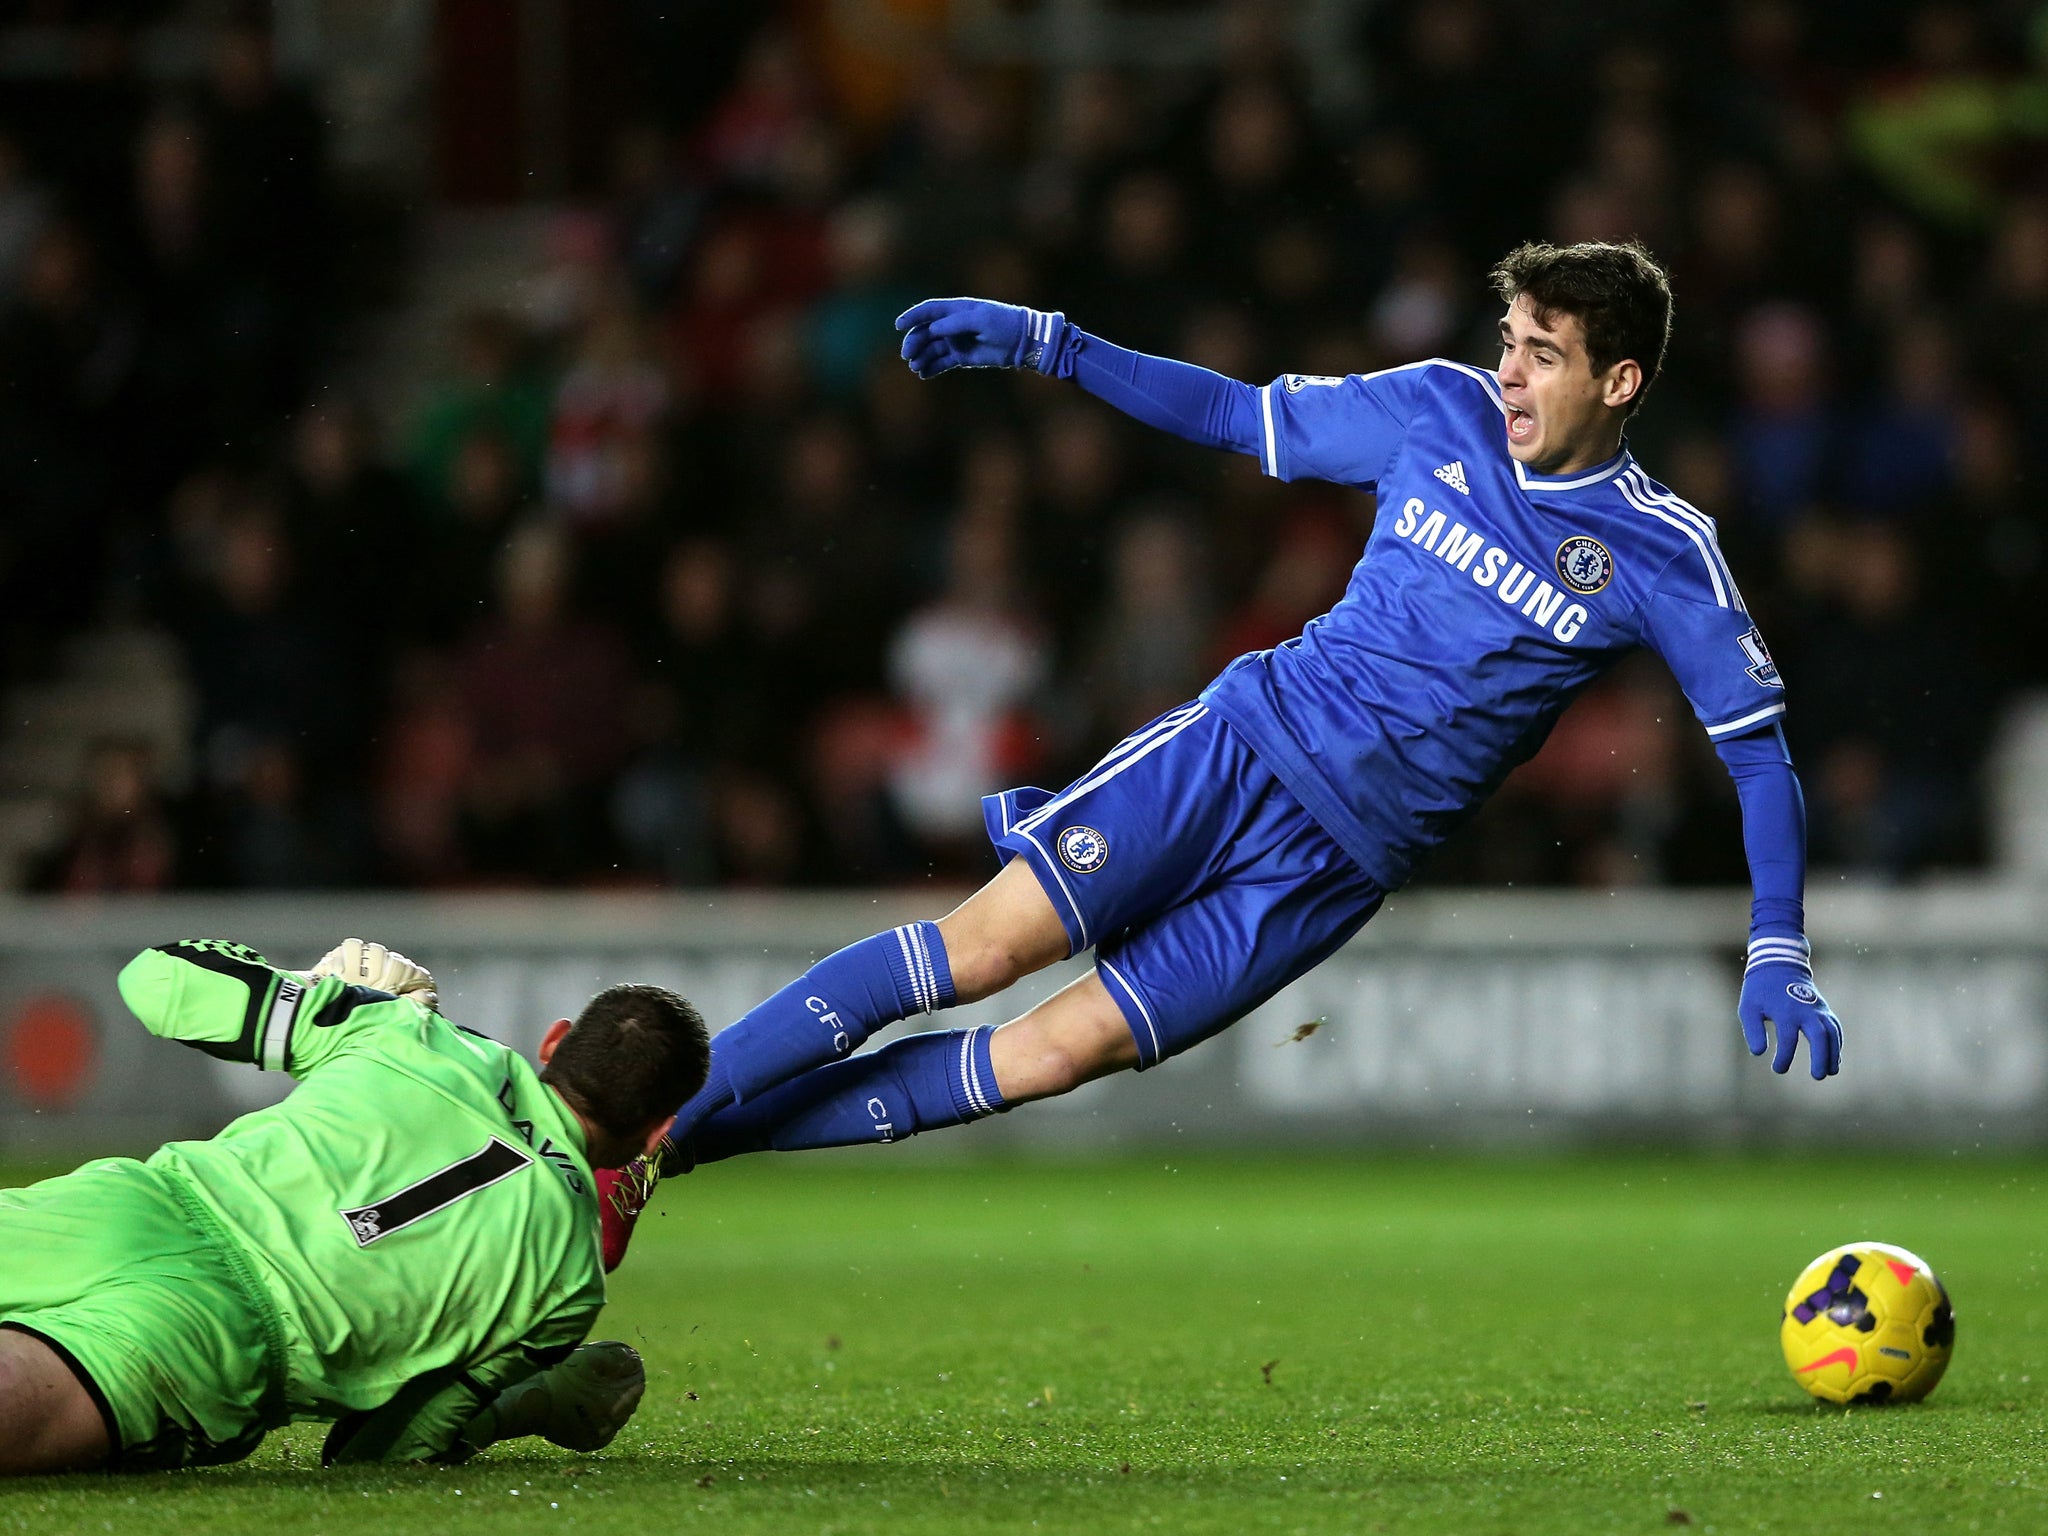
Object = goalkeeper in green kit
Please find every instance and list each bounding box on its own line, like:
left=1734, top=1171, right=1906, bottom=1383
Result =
left=0, top=938, right=708, bottom=1474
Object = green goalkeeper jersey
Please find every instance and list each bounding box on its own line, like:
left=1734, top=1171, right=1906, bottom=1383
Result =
left=116, top=939, right=607, bottom=1459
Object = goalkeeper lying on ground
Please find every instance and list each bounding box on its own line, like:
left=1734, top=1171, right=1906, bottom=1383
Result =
left=0, top=939, right=708, bottom=1474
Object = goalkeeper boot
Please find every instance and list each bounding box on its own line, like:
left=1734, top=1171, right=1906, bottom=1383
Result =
left=597, top=1135, right=689, bottom=1272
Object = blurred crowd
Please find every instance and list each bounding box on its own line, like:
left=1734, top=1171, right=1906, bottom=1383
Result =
left=6, top=0, right=2047, bottom=892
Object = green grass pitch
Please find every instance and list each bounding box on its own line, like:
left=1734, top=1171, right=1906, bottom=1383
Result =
left=2, top=1151, right=2044, bottom=1534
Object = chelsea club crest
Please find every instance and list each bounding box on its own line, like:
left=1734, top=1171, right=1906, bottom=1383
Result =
left=1057, top=825, right=1109, bottom=873
left=1554, top=536, right=1613, bottom=595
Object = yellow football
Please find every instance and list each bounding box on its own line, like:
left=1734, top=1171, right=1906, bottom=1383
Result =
left=1779, top=1242, right=1954, bottom=1405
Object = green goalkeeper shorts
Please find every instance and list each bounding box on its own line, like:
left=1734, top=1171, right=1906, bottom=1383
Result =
left=0, top=1157, right=288, bottom=1471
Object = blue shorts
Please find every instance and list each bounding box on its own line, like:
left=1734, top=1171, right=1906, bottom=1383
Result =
left=983, top=702, right=1385, bottom=1068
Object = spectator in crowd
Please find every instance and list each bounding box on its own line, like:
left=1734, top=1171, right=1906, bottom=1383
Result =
left=611, top=682, right=716, bottom=888
left=455, top=523, right=631, bottom=881
left=805, top=197, right=918, bottom=400
left=1844, top=316, right=1960, bottom=517
left=427, top=427, right=535, bottom=636
left=608, top=122, right=707, bottom=307
left=1028, top=400, right=1129, bottom=644
left=205, top=736, right=368, bottom=890
left=284, top=401, right=420, bottom=676
left=1082, top=507, right=1212, bottom=744
left=886, top=506, right=1049, bottom=874
left=0, top=217, right=136, bottom=671
left=1931, top=397, right=2047, bottom=692
left=1210, top=506, right=1355, bottom=667
left=1068, top=169, right=1195, bottom=356
left=0, top=132, right=49, bottom=304
left=1973, top=198, right=2048, bottom=430
left=1731, top=303, right=1836, bottom=533
left=547, top=299, right=669, bottom=532
left=1508, top=657, right=1686, bottom=888
left=37, top=740, right=176, bottom=895
left=1789, top=521, right=1984, bottom=874
left=373, top=651, right=474, bottom=886
left=408, top=310, right=552, bottom=513
left=174, top=502, right=343, bottom=795
left=893, top=65, right=1016, bottom=281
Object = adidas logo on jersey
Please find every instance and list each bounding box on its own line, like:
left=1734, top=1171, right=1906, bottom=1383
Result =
left=1434, top=461, right=1470, bottom=495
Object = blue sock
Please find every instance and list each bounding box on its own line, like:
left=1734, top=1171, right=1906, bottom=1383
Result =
left=685, top=1027, right=1006, bottom=1163
left=669, top=923, right=955, bottom=1140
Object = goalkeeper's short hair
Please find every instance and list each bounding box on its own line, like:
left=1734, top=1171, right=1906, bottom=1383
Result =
left=543, top=984, right=710, bottom=1140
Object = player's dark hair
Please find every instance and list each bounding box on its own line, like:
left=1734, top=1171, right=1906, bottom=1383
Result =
left=541, top=983, right=710, bottom=1143
left=1489, top=240, right=1673, bottom=416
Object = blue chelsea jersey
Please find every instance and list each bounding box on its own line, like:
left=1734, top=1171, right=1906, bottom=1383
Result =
left=1200, top=359, right=1786, bottom=891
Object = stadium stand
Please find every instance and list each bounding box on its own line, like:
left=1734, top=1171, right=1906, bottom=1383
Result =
left=0, top=0, right=2042, bottom=891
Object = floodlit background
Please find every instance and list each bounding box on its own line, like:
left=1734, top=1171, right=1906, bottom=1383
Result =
left=2, top=0, right=2047, bottom=1148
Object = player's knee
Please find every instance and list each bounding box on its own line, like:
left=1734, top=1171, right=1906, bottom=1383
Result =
left=941, top=932, right=1028, bottom=1004
left=0, top=1349, right=23, bottom=1417
left=992, top=1036, right=1078, bottom=1101
left=0, top=1333, right=108, bottom=1475
left=992, top=1009, right=1137, bottom=1103
left=1033, top=1039, right=1099, bottom=1096
left=0, top=1348, right=53, bottom=1471
left=1031, top=1031, right=1134, bottom=1097
left=937, top=918, right=1065, bottom=1004
left=937, top=864, right=1072, bottom=1004
left=0, top=1333, right=40, bottom=1411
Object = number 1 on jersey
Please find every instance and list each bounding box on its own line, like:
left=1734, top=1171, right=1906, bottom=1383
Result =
left=341, top=1137, right=530, bottom=1246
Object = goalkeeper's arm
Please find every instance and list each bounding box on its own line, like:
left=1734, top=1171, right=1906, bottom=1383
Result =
left=118, top=937, right=441, bottom=1078
left=321, top=1339, right=643, bottom=1464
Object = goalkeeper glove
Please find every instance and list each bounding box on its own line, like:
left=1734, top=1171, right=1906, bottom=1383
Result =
left=1738, top=935, right=1842, bottom=1080
left=308, top=938, right=439, bottom=1013
left=458, top=1341, right=645, bottom=1456
left=895, top=297, right=1070, bottom=378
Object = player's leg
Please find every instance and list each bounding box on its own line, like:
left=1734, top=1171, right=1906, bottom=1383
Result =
left=683, top=867, right=1376, bottom=1162
left=661, top=859, right=1068, bottom=1150
left=1085, top=845, right=1383, bottom=1076
left=684, top=967, right=1136, bottom=1161
left=0, top=1160, right=276, bottom=1473
left=682, top=721, right=1383, bottom=1160
left=681, top=853, right=1377, bottom=1160
left=0, top=1327, right=110, bottom=1474
left=597, top=858, right=1074, bottom=1264
left=599, top=704, right=1248, bottom=1264
left=663, top=704, right=1222, bottom=1150
left=978, top=704, right=1388, bottom=1077
left=986, top=969, right=1139, bottom=1096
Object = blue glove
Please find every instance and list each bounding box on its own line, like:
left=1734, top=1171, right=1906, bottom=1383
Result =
left=1739, top=936, right=1843, bottom=1080
left=895, top=297, right=1069, bottom=379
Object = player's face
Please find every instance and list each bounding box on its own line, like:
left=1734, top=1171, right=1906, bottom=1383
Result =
left=1494, top=296, right=1635, bottom=475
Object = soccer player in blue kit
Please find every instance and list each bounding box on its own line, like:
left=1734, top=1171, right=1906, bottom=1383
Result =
left=599, top=239, right=1843, bottom=1265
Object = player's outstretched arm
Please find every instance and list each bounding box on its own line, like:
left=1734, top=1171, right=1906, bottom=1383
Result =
left=1717, top=727, right=1843, bottom=1080
left=895, top=298, right=1263, bottom=455
left=118, top=938, right=431, bottom=1079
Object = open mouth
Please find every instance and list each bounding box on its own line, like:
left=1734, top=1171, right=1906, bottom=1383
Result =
left=1506, top=405, right=1535, bottom=443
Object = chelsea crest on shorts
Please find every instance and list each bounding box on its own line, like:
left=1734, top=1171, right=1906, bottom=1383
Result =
left=1056, top=825, right=1109, bottom=873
